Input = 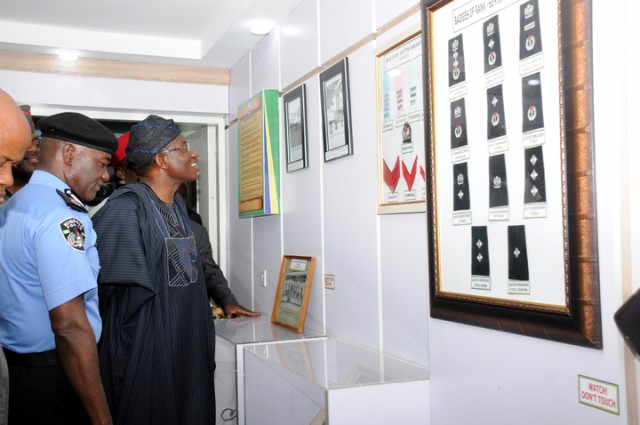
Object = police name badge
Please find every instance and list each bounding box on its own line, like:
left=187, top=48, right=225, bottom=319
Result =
left=60, top=217, right=86, bottom=251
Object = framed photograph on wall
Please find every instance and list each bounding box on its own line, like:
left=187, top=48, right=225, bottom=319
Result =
left=272, top=256, right=316, bottom=333
left=375, top=27, right=427, bottom=214
left=283, top=84, right=309, bottom=172
left=319, top=58, right=353, bottom=162
left=422, top=0, right=601, bottom=347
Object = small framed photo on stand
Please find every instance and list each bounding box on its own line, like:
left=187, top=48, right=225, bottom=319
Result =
left=271, top=256, right=316, bottom=333
left=320, top=58, right=353, bottom=162
left=283, top=84, right=309, bottom=172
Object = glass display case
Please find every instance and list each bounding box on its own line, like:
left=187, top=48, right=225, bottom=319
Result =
left=243, top=338, right=430, bottom=425
left=214, top=315, right=325, bottom=424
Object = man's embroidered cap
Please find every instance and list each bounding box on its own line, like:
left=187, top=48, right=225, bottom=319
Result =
left=127, top=115, right=181, bottom=169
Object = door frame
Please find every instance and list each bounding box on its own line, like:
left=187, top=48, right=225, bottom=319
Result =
left=31, top=104, right=229, bottom=276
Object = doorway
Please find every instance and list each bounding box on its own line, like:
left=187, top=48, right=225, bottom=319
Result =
left=32, top=110, right=228, bottom=274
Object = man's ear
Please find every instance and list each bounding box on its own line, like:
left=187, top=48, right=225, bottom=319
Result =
left=154, top=152, right=170, bottom=170
left=62, top=143, right=76, bottom=165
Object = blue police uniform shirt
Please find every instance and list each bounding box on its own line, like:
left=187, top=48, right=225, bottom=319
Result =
left=0, top=170, right=102, bottom=353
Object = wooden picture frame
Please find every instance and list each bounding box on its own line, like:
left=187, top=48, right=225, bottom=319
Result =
left=319, top=58, right=353, bottom=162
left=271, top=256, right=316, bottom=333
left=283, top=84, right=309, bottom=172
left=422, top=0, right=601, bottom=348
left=375, top=27, right=427, bottom=214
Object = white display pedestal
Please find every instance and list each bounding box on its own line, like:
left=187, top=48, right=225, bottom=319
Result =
left=243, top=338, right=430, bottom=425
left=214, top=315, right=325, bottom=425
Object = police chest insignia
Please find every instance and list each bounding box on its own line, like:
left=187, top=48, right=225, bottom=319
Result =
left=60, top=218, right=86, bottom=251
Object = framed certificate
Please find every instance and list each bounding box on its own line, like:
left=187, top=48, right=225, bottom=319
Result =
left=422, top=0, right=601, bottom=347
left=237, top=90, right=280, bottom=217
left=376, top=27, right=427, bottom=214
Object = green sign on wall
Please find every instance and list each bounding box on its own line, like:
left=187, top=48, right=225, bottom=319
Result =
left=237, top=89, right=280, bottom=217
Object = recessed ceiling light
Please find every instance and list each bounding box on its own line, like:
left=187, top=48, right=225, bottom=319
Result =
left=247, top=19, right=275, bottom=36
left=58, top=51, right=78, bottom=62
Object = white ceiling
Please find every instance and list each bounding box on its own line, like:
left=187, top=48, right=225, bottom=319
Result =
left=0, top=0, right=304, bottom=69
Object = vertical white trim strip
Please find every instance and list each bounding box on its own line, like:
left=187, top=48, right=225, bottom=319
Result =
left=316, top=0, right=322, bottom=67
left=376, top=214, right=384, bottom=353
left=622, top=1, right=639, bottom=422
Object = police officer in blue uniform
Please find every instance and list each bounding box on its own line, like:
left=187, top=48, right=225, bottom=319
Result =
left=0, top=112, right=117, bottom=425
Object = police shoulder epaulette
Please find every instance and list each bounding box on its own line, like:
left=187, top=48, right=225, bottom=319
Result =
left=56, top=188, right=87, bottom=213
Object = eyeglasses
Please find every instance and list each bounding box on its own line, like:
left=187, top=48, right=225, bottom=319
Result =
left=159, top=142, right=191, bottom=155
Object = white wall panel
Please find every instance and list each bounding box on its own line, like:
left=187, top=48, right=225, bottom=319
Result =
left=322, top=45, right=379, bottom=348
left=627, top=4, right=640, bottom=415
left=319, top=0, right=373, bottom=64
left=246, top=26, right=285, bottom=315
left=281, top=76, right=325, bottom=334
left=374, top=12, right=428, bottom=368
left=628, top=1, right=640, bottom=303
left=429, top=322, right=620, bottom=425
left=229, top=54, right=251, bottom=122
left=227, top=124, right=256, bottom=309
left=281, top=0, right=320, bottom=89
left=375, top=0, right=419, bottom=30
left=379, top=213, right=429, bottom=366
left=251, top=28, right=282, bottom=93
left=374, top=13, right=421, bottom=51
left=227, top=54, right=255, bottom=309
left=252, top=215, right=283, bottom=314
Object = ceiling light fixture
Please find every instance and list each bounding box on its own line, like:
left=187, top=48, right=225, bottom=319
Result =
left=247, top=19, right=275, bottom=36
left=58, top=51, right=79, bottom=62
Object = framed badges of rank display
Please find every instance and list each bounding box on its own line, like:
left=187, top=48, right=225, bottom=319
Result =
left=422, top=0, right=601, bottom=347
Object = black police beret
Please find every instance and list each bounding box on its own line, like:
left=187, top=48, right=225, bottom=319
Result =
left=38, top=112, right=118, bottom=154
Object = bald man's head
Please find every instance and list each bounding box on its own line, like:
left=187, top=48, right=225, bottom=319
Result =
left=0, top=89, right=32, bottom=195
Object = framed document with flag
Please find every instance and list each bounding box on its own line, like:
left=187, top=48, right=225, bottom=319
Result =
left=237, top=89, right=280, bottom=217
left=422, top=0, right=601, bottom=348
left=376, top=27, right=427, bottom=214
